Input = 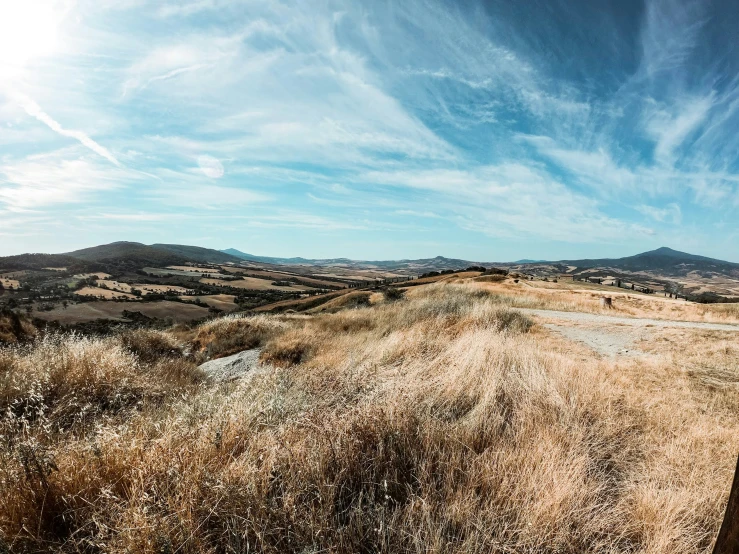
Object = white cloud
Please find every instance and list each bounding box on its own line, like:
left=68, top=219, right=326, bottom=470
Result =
left=14, top=93, right=120, bottom=166
left=636, top=203, right=682, bottom=224
left=196, top=155, right=224, bottom=179
left=0, top=152, right=126, bottom=209
left=644, top=93, right=714, bottom=165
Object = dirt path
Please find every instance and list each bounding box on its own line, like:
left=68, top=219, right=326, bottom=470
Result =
left=520, top=308, right=739, bottom=358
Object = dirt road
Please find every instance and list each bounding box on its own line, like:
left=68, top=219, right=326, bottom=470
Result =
left=521, top=308, right=739, bottom=358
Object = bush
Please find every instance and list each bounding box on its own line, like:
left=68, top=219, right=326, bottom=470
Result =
left=383, top=287, right=405, bottom=302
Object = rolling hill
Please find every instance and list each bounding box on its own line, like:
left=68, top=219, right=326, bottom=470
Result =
left=222, top=249, right=479, bottom=272
left=152, top=244, right=242, bottom=264
left=0, top=253, right=94, bottom=272
left=551, top=247, right=739, bottom=277
left=66, top=242, right=189, bottom=267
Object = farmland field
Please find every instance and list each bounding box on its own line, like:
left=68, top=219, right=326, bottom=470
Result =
left=73, top=286, right=137, bottom=300
left=200, top=276, right=312, bottom=291
left=97, top=280, right=193, bottom=295
left=0, top=278, right=20, bottom=289
left=181, top=294, right=238, bottom=311
left=33, top=299, right=210, bottom=323
left=143, top=267, right=221, bottom=277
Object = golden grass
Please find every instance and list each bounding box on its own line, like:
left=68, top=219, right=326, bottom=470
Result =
left=1, top=281, right=737, bottom=553
left=201, top=276, right=312, bottom=291
left=97, top=280, right=192, bottom=295
left=469, top=279, right=739, bottom=323
left=0, top=278, right=20, bottom=289
left=73, top=286, right=137, bottom=300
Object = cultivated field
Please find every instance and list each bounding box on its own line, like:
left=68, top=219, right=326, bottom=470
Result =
left=201, top=276, right=312, bottom=291
left=1, top=276, right=737, bottom=552
left=73, top=286, right=137, bottom=300
left=181, top=294, right=239, bottom=311
left=0, top=278, right=20, bottom=289
left=32, top=299, right=211, bottom=323
left=97, top=280, right=192, bottom=296
left=220, top=266, right=347, bottom=288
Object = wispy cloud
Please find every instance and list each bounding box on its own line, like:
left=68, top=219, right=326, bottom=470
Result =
left=2, top=0, right=739, bottom=261
left=13, top=93, right=120, bottom=166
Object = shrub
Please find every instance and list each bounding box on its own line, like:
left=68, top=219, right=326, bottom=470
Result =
left=383, top=287, right=405, bottom=302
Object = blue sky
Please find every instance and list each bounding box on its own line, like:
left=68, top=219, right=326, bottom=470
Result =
left=1, top=0, right=738, bottom=262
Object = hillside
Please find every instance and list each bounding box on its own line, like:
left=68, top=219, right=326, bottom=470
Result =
left=2, top=278, right=737, bottom=552
left=152, top=244, right=242, bottom=264
left=560, top=247, right=739, bottom=276
left=66, top=241, right=189, bottom=270
left=0, top=253, right=93, bottom=272
left=223, top=248, right=480, bottom=272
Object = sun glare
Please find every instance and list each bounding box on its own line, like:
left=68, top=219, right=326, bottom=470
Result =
left=0, top=1, right=60, bottom=78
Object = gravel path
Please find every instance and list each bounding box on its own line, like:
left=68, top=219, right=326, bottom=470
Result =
left=520, top=308, right=739, bottom=358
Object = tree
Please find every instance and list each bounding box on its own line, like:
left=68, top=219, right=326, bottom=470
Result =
left=664, top=281, right=684, bottom=298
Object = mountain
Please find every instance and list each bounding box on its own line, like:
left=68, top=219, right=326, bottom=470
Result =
left=66, top=242, right=188, bottom=267
left=220, top=249, right=315, bottom=264
left=222, top=249, right=481, bottom=271
left=0, top=253, right=94, bottom=272
left=557, top=247, right=739, bottom=275
left=153, top=244, right=242, bottom=264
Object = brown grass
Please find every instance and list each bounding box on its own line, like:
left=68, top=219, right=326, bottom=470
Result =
left=181, top=313, right=290, bottom=361
left=0, top=281, right=736, bottom=553
left=0, top=311, right=36, bottom=345
left=201, top=276, right=312, bottom=291
left=33, top=300, right=211, bottom=324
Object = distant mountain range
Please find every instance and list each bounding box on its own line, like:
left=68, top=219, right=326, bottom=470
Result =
left=534, top=247, right=739, bottom=277
left=1, top=243, right=737, bottom=283
left=221, top=248, right=476, bottom=271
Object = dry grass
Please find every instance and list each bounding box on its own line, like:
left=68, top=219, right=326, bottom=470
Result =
left=0, top=312, right=36, bottom=345
left=181, top=313, right=290, bottom=362
left=0, top=278, right=20, bottom=289
left=201, top=277, right=312, bottom=291
left=0, top=281, right=737, bottom=553
left=470, top=280, right=739, bottom=323
left=97, top=281, right=193, bottom=296
left=74, top=286, right=137, bottom=300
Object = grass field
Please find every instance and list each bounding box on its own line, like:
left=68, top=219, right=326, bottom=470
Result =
left=73, top=286, right=137, bottom=300
left=201, top=276, right=312, bottom=291
left=97, top=280, right=192, bottom=296
left=2, top=277, right=737, bottom=552
left=220, top=266, right=347, bottom=288
left=0, top=278, right=20, bottom=289
left=72, top=272, right=111, bottom=279
left=166, top=265, right=220, bottom=273
left=181, top=294, right=238, bottom=311
left=32, top=299, right=211, bottom=323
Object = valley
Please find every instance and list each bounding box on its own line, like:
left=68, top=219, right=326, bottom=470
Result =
left=0, top=243, right=737, bottom=332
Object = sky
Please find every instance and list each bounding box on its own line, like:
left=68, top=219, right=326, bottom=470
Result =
left=1, top=0, right=739, bottom=262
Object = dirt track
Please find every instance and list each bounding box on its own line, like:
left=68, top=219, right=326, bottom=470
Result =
left=521, top=308, right=739, bottom=358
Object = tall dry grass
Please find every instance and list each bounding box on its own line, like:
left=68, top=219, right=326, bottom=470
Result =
left=0, top=282, right=737, bottom=553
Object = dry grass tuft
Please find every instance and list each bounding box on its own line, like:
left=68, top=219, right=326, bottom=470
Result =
left=183, top=313, right=289, bottom=361
left=0, top=280, right=736, bottom=553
